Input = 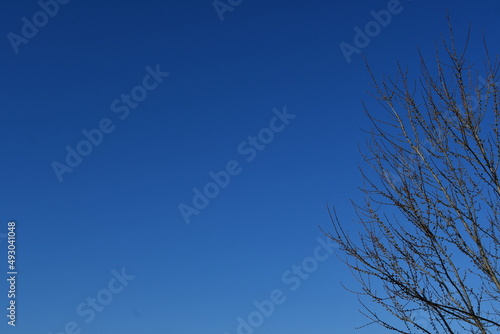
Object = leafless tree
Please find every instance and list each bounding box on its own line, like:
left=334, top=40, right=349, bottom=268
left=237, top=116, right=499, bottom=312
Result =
left=326, top=24, right=500, bottom=333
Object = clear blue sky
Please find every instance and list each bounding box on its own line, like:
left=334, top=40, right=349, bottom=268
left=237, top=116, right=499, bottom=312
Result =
left=0, top=0, right=499, bottom=333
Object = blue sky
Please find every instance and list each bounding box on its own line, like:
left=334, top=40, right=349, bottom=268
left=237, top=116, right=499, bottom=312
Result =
left=0, top=0, right=499, bottom=333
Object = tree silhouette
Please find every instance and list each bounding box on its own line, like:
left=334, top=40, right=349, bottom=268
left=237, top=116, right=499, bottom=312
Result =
left=327, top=24, right=500, bottom=333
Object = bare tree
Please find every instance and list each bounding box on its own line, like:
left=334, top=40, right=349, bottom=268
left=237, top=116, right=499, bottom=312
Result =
left=326, top=24, right=500, bottom=333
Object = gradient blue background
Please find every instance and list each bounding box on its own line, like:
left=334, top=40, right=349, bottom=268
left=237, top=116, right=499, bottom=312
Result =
left=0, top=0, right=499, bottom=333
